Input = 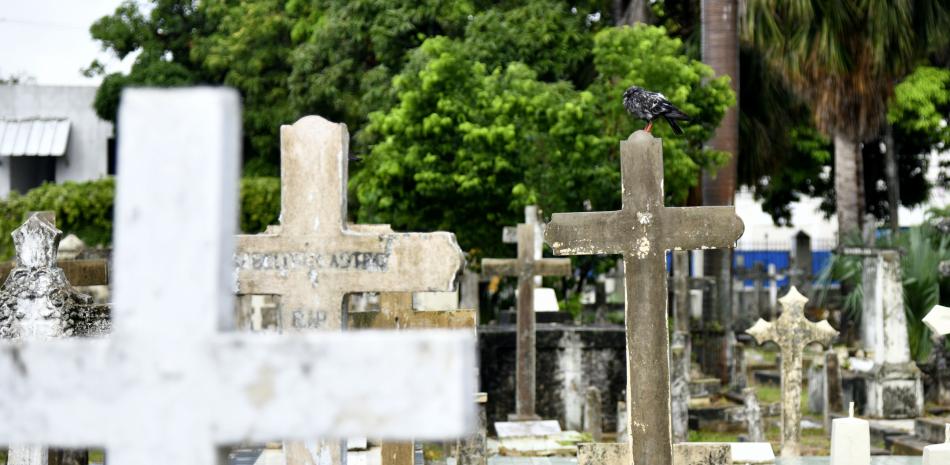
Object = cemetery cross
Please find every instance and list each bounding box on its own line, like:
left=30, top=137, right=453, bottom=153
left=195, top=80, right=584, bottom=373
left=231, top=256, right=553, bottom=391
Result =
left=234, top=115, right=466, bottom=464
left=746, top=286, right=838, bottom=457
left=544, top=131, right=744, bottom=465
left=481, top=222, right=571, bottom=420
left=0, top=88, right=476, bottom=465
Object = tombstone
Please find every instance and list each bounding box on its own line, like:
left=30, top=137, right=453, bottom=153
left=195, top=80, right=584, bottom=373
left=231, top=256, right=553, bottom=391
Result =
left=740, top=388, right=765, bottom=443
left=579, top=443, right=732, bottom=465
left=457, top=393, right=488, bottom=465
left=925, top=305, right=950, bottom=405
left=807, top=360, right=824, bottom=414
left=482, top=216, right=571, bottom=420
left=459, top=269, right=481, bottom=318
left=670, top=332, right=690, bottom=443
left=616, top=401, right=627, bottom=442
left=790, top=231, right=812, bottom=290
left=842, top=233, right=923, bottom=418
left=234, top=115, right=467, bottom=464
left=583, top=386, right=603, bottom=442
left=0, top=212, right=110, bottom=465
left=824, top=350, right=844, bottom=431
left=0, top=88, right=476, bottom=465
left=545, top=131, right=744, bottom=465
left=746, top=286, right=838, bottom=457
left=349, top=292, right=476, bottom=465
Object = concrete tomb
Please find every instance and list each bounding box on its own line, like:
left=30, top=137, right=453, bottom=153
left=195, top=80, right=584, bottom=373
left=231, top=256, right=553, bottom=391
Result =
left=923, top=424, right=950, bottom=465
left=829, top=403, right=870, bottom=465
left=746, top=286, right=838, bottom=457
left=0, top=88, right=476, bottom=465
left=482, top=211, right=571, bottom=420
left=842, top=235, right=923, bottom=418
left=545, top=131, right=743, bottom=465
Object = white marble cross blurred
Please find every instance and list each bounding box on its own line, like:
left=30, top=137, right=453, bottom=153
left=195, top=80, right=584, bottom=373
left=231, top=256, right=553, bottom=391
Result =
left=925, top=305, right=950, bottom=336
left=0, top=88, right=475, bottom=465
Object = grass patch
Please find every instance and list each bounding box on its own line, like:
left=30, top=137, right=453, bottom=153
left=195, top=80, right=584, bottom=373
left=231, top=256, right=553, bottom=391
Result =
left=688, top=430, right=740, bottom=443
left=90, top=449, right=105, bottom=463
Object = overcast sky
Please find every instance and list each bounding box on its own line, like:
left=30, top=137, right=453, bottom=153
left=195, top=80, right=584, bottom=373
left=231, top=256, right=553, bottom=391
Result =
left=0, top=0, right=132, bottom=86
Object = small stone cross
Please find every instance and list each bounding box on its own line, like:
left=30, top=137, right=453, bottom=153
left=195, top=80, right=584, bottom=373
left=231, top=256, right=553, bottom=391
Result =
left=481, top=221, right=571, bottom=419
left=0, top=88, right=476, bottom=465
left=746, top=286, right=837, bottom=457
left=545, top=131, right=744, bottom=465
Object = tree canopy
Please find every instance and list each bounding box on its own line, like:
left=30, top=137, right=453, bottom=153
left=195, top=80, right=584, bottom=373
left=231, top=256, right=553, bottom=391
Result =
left=352, top=25, right=733, bottom=257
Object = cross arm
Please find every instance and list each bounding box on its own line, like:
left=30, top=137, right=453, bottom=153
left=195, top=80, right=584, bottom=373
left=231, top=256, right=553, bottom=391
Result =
left=745, top=319, right=776, bottom=345
left=535, top=258, right=572, bottom=277
left=660, top=207, right=744, bottom=251
left=0, top=331, right=477, bottom=445
left=349, top=309, right=476, bottom=330
left=803, top=320, right=838, bottom=347
left=481, top=259, right=519, bottom=278
left=545, top=211, right=625, bottom=256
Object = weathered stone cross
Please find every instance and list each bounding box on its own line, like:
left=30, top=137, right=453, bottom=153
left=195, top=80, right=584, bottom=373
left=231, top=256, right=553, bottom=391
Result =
left=350, top=291, right=477, bottom=465
left=0, top=88, right=476, bottom=465
left=482, top=221, right=571, bottom=419
left=545, top=131, right=743, bottom=465
left=234, top=115, right=463, bottom=333
left=746, top=286, right=837, bottom=457
left=235, top=115, right=466, bottom=464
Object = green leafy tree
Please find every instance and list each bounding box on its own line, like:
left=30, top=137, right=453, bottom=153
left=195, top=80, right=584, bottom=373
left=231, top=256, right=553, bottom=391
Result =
left=353, top=25, right=733, bottom=257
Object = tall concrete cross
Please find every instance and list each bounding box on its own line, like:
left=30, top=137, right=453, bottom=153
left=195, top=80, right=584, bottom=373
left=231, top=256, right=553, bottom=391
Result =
left=0, top=88, right=476, bottom=465
left=746, top=286, right=837, bottom=457
left=350, top=292, right=476, bottom=465
left=482, top=222, right=571, bottom=419
left=544, top=131, right=744, bottom=465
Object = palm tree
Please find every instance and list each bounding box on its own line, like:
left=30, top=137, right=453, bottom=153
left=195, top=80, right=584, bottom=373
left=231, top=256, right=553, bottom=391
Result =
left=701, top=0, right=740, bottom=382
left=743, top=0, right=950, bottom=243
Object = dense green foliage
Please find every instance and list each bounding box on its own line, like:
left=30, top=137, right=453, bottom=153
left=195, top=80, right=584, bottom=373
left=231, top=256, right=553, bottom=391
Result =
left=0, top=178, right=280, bottom=259
left=352, top=25, right=733, bottom=256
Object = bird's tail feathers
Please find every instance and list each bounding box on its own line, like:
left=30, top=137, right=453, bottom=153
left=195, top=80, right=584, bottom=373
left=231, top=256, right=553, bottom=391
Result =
left=664, top=115, right=684, bottom=135
left=666, top=108, right=690, bottom=120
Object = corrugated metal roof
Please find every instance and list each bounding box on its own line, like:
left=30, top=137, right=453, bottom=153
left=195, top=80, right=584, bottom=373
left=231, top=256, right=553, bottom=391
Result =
left=0, top=118, right=70, bottom=157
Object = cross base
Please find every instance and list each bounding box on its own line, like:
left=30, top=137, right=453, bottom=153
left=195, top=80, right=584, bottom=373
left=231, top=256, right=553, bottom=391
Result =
left=577, top=443, right=732, bottom=465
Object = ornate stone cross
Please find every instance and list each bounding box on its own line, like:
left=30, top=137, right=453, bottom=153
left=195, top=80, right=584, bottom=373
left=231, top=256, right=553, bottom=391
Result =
left=545, top=131, right=744, bottom=465
left=0, top=88, right=476, bottom=465
left=481, top=221, right=571, bottom=419
left=747, top=286, right=837, bottom=457
left=1, top=212, right=109, bottom=465
left=350, top=292, right=477, bottom=465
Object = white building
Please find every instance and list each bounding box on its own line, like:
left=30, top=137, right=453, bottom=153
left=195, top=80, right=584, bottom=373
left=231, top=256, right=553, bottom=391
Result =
left=0, top=85, right=113, bottom=195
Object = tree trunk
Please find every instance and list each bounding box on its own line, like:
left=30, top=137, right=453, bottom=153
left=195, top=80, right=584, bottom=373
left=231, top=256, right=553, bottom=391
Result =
left=701, top=0, right=739, bottom=383
left=834, top=132, right=864, bottom=243
left=883, top=123, right=900, bottom=236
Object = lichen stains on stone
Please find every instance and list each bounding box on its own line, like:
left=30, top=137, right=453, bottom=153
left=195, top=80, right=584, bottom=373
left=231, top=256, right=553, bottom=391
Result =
left=636, top=212, right=653, bottom=225
left=635, top=237, right=651, bottom=259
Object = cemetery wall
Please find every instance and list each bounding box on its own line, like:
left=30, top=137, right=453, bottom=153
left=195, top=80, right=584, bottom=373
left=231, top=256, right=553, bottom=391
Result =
left=479, top=324, right=626, bottom=432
